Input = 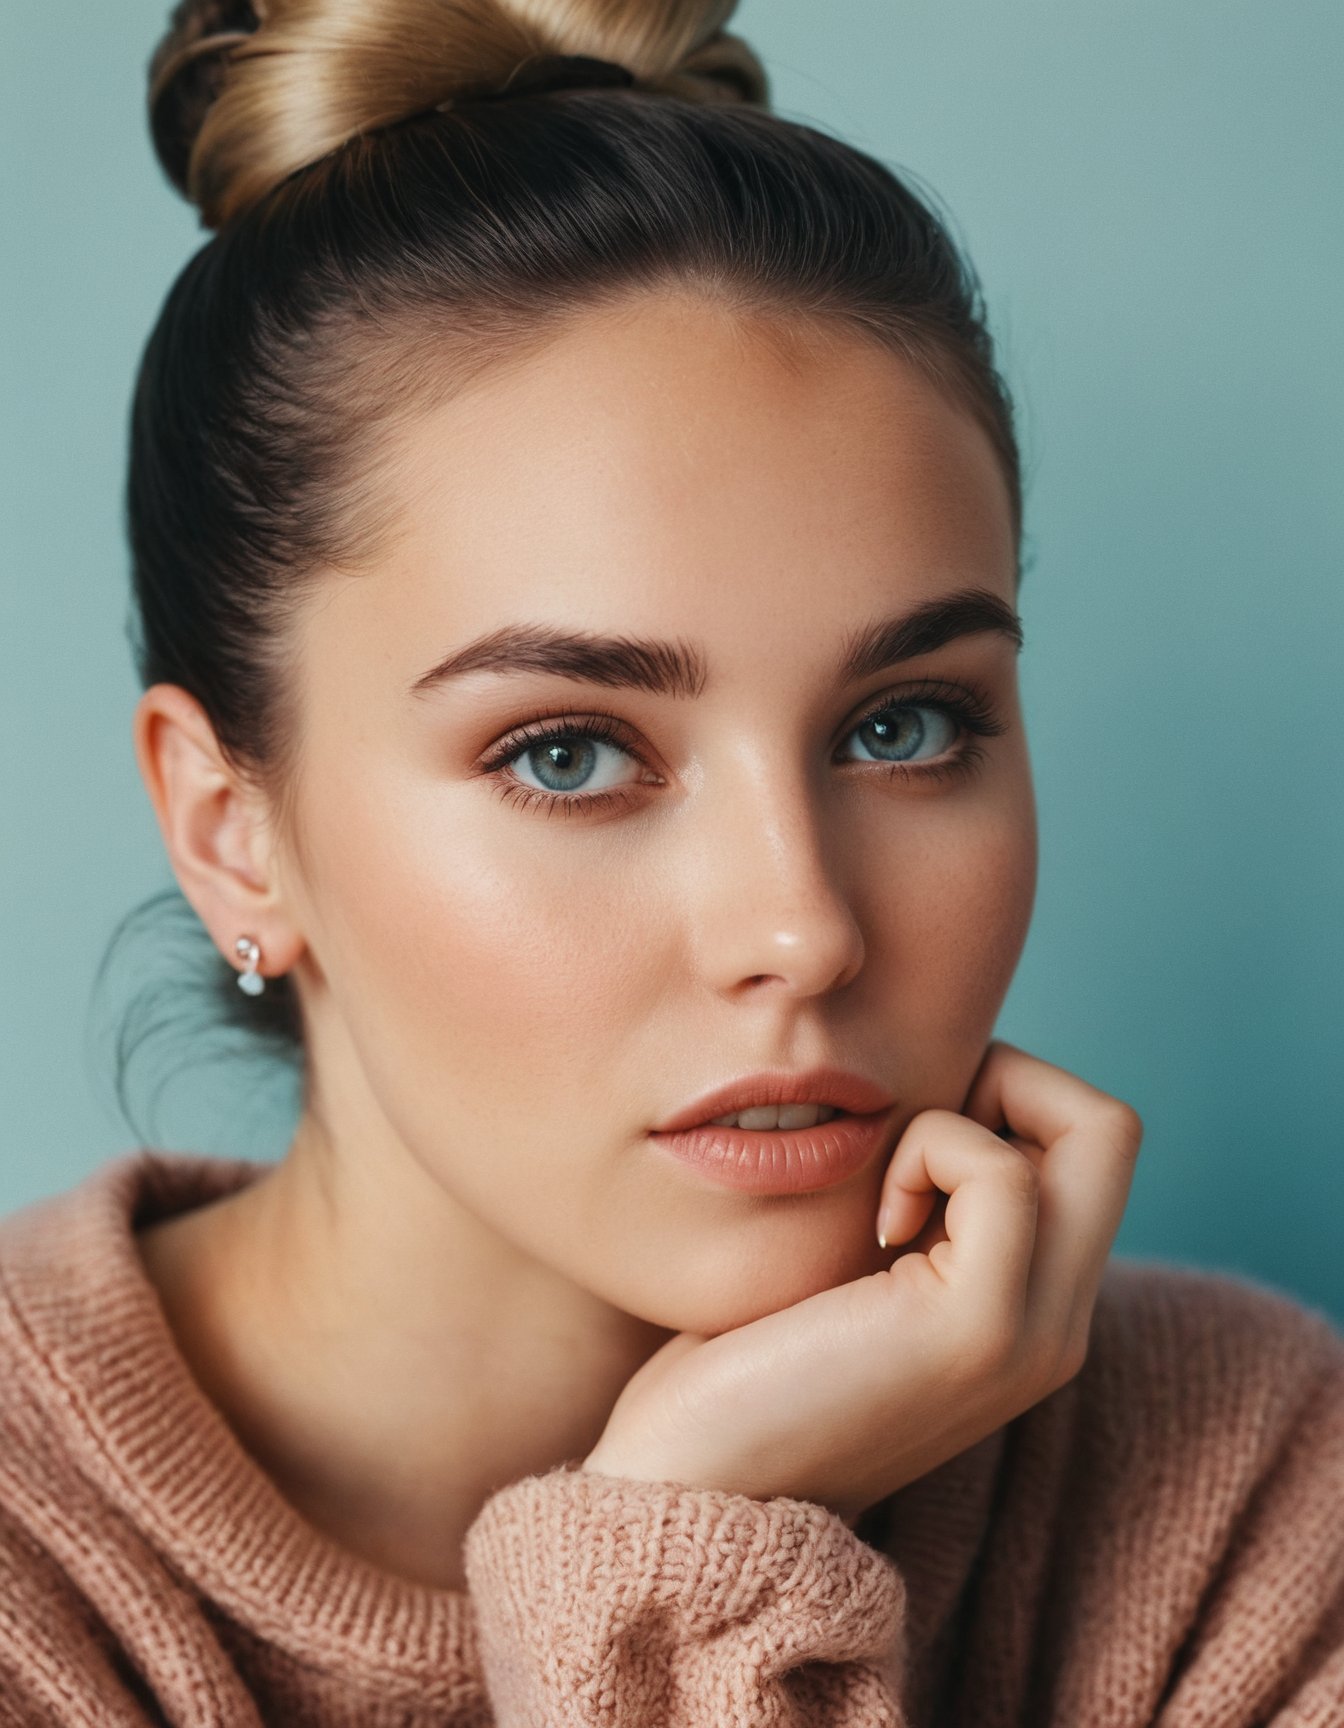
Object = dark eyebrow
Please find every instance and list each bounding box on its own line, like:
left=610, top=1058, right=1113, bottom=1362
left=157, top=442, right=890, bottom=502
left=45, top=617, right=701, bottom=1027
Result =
left=408, top=585, right=1022, bottom=700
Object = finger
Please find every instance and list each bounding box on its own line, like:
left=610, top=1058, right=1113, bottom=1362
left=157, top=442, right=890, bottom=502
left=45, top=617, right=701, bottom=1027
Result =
left=997, top=1130, right=1046, bottom=1169
left=881, top=1108, right=1039, bottom=1325
left=963, top=1039, right=1134, bottom=1152
left=1026, top=1113, right=1141, bottom=1317
left=876, top=1124, right=1035, bottom=1252
left=968, top=1045, right=1143, bottom=1328
left=899, top=1191, right=949, bottom=1258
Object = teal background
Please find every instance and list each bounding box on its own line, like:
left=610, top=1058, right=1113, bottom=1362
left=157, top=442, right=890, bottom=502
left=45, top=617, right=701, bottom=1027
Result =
left=2, top=3, right=1341, bottom=1321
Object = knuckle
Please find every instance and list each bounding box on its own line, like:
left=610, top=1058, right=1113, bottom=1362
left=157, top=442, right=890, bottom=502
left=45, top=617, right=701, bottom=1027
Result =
left=1101, top=1098, right=1144, bottom=1155
left=996, top=1146, right=1041, bottom=1202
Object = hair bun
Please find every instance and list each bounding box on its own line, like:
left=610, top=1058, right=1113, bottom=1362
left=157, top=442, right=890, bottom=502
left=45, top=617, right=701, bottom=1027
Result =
left=147, top=0, right=266, bottom=200
left=144, top=0, right=767, bottom=230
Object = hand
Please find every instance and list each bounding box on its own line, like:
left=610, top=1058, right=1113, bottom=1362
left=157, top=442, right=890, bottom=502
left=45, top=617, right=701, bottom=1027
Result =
left=580, top=1040, right=1142, bottom=1525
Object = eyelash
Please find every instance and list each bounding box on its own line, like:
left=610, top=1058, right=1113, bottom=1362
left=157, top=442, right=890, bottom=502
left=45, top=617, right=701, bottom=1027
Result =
left=477, top=678, right=1008, bottom=819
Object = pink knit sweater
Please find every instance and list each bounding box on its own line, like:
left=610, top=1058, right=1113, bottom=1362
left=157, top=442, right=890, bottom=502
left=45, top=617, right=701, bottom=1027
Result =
left=0, top=1150, right=1341, bottom=1726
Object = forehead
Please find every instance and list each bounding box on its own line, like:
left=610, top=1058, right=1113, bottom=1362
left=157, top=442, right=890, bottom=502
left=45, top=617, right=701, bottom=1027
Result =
left=321, top=291, right=1017, bottom=666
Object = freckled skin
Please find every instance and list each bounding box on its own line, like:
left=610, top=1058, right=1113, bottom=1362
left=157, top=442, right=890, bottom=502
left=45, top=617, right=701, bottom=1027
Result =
left=134, top=291, right=1037, bottom=1588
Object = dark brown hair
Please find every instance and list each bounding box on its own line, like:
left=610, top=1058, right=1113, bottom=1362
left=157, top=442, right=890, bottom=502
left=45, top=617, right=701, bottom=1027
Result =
left=103, top=0, right=1023, bottom=1132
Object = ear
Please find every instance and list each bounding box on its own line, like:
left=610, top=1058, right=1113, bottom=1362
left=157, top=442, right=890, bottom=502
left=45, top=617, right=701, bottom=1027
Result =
left=132, top=683, right=305, bottom=987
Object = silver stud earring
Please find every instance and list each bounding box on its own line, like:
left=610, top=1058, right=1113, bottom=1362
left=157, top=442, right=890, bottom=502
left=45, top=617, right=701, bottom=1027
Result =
left=234, top=935, right=265, bottom=996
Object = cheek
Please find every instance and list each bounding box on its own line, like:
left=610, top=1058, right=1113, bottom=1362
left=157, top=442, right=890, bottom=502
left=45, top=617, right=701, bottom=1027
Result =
left=301, top=768, right=655, bottom=1115
left=874, top=770, right=1038, bottom=1054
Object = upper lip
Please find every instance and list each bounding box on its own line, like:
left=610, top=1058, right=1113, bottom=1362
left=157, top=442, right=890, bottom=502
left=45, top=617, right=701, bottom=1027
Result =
left=652, top=1066, right=896, bottom=1132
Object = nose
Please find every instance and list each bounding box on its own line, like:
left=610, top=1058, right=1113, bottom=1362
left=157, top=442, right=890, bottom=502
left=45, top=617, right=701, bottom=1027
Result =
left=687, top=758, right=866, bottom=1002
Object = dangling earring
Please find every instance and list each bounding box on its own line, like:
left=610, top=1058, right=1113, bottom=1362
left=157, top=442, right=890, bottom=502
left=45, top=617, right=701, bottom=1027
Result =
left=234, top=935, right=265, bottom=996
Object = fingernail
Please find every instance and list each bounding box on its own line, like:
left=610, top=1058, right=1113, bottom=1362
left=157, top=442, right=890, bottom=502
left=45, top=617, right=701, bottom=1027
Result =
left=876, top=1203, right=893, bottom=1250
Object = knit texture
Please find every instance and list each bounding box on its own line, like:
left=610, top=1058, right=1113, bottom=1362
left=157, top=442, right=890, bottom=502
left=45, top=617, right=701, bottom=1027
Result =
left=0, top=1149, right=1341, bottom=1726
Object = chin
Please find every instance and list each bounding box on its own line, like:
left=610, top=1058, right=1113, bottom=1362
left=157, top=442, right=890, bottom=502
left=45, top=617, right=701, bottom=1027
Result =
left=618, top=1227, right=888, bottom=1338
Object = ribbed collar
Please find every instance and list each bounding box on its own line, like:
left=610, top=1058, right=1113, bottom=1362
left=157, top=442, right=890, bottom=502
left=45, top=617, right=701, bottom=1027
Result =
left=0, top=1149, right=483, bottom=1696
left=0, top=1148, right=1022, bottom=1702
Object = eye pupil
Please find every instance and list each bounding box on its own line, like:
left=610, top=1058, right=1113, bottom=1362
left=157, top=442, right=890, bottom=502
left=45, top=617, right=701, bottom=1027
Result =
left=860, top=708, right=926, bottom=760
left=529, top=737, right=596, bottom=790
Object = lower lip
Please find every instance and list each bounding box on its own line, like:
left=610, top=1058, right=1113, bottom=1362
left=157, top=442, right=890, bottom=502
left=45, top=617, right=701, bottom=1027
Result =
left=648, top=1110, right=894, bottom=1194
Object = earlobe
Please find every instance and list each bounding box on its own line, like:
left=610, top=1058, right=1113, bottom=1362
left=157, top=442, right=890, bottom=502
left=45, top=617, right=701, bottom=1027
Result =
left=131, top=682, right=304, bottom=981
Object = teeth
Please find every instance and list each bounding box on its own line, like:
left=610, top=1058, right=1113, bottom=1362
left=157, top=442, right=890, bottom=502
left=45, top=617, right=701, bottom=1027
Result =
left=708, top=1103, right=841, bottom=1130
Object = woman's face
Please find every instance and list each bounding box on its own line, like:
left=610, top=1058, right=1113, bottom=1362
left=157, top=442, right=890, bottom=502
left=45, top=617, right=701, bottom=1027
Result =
left=277, top=291, right=1036, bottom=1334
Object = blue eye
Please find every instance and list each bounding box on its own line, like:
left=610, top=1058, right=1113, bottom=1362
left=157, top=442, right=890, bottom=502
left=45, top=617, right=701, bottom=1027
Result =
left=481, top=680, right=1006, bottom=818
left=510, top=732, right=638, bottom=795
left=840, top=704, right=959, bottom=765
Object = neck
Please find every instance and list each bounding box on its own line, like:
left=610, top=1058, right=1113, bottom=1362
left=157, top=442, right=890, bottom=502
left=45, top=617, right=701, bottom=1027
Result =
left=136, top=1112, right=673, bottom=1590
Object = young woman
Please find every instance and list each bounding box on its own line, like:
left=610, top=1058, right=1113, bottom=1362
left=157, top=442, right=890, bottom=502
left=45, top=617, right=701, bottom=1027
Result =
left=1, top=1, right=1341, bottom=1722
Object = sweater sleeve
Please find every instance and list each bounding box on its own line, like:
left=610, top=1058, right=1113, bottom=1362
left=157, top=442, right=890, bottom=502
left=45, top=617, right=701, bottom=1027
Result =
left=461, top=1462, right=910, bottom=1726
